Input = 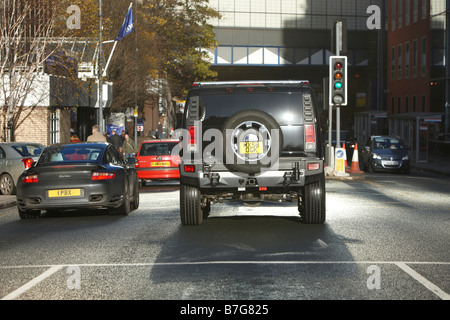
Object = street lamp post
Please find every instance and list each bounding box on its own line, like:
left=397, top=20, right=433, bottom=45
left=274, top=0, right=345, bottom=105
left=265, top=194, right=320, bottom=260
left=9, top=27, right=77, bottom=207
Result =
left=98, top=0, right=104, bottom=134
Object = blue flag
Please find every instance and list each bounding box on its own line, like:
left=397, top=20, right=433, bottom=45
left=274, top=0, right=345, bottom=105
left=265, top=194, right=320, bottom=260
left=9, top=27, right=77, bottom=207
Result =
left=116, top=5, right=133, bottom=41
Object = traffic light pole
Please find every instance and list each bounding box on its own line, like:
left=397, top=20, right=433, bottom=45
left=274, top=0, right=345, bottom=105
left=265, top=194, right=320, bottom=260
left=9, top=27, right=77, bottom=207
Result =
left=328, top=22, right=343, bottom=168
left=335, top=22, right=342, bottom=149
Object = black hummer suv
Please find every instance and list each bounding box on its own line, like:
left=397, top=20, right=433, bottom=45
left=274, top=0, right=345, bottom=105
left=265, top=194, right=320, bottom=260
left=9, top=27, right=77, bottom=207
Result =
left=178, top=81, right=325, bottom=225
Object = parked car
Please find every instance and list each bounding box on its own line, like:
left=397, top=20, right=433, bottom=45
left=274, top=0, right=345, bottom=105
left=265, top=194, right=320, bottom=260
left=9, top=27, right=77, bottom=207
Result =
left=0, top=142, right=45, bottom=195
left=360, top=136, right=410, bottom=174
left=16, top=142, right=139, bottom=219
left=135, top=140, right=180, bottom=185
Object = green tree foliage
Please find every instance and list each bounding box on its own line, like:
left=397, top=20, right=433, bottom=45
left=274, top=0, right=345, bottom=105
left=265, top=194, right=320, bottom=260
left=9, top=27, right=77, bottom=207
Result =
left=105, top=0, right=220, bottom=111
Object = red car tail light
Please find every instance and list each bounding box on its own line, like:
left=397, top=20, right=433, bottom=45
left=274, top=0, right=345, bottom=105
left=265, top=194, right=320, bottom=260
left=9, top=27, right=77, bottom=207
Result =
left=22, top=158, right=34, bottom=169
left=91, top=172, right=116, bottom=180
left=22, top=174, right=38, bottom=183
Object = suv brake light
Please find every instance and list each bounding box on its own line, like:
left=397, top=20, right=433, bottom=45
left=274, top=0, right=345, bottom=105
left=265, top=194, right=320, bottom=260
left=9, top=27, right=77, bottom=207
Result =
left=188, top=126, right=197, bottom=151
left=304, top=124, right=316, bottom=151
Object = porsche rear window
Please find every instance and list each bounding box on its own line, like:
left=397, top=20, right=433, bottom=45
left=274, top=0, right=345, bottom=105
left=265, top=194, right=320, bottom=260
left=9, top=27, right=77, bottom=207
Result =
left=39, top=146, right=103, bottom=163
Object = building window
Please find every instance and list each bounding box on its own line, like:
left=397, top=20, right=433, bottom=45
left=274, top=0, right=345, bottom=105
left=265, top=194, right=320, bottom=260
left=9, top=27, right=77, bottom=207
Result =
left=421, top=36, right=427, bottom=76
left=405, top=0, right=410, bottom=26
left=50, top=109, right=60, bottom=145
left=391, top=46, right=396, bottom=80
left=392, top=0, right=396, bottom=31
left=391, top=97, right=395, bottom=115
left=398, top=0, right=403, bottom=28
left=412, top=95, right=417, bottom=112
left=413, top=39, right=418, bottom=77
left=398, top=44, right=402, bottom=79
left=413, top=0, right=418, bottom=23
left=405, top=42, right=410, bottom=78
left=421, top=0, right=427, bottom=19
left=405, top=96, right=409, bottom=113
left=398, top=96, right=402, bottom=114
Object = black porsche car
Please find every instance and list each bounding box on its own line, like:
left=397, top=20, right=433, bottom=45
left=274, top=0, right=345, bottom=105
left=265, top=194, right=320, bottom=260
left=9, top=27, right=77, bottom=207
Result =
left=16, top=142, right=139, bottom=219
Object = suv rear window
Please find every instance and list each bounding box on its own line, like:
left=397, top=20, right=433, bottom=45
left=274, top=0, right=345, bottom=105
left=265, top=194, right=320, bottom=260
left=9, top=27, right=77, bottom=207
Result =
left=197, top=92, right=304, bottom=126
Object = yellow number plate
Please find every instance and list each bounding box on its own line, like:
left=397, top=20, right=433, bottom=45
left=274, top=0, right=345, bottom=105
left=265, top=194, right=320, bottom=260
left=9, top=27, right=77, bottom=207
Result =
left=48, top=189, right=81, bottom=198
left=151, top=161, right=170, bottom=167
left=240, top=142, right=263, bottom=154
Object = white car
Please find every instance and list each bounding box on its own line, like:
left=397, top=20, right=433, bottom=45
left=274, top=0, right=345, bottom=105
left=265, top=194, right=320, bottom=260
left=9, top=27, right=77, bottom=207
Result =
left=0, top=143, right=45, bottom=195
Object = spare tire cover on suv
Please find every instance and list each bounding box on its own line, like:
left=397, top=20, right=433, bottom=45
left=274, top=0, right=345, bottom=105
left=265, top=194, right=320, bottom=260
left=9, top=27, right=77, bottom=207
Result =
left=222, top=109, right=283, bottom=174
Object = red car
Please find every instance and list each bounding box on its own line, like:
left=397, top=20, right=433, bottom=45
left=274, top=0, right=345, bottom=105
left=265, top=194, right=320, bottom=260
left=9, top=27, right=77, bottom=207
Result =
left=135, top=140, right=180, bottom=184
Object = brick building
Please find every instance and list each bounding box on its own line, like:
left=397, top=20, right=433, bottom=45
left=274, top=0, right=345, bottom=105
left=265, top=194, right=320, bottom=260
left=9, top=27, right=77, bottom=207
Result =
left=387, top=0, right=448, bottom=161
left=387, top=0, right=431, bottom=115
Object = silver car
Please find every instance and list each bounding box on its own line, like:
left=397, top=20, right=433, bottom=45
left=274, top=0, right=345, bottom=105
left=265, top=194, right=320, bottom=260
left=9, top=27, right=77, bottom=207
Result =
left=0, top=143, right=45, bottom=195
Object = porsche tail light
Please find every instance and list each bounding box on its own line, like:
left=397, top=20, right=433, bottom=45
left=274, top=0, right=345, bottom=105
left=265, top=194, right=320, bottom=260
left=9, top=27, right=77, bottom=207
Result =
left=22, top=174, right=38, bottom=183
left=22, top=158, right=34, bottom=169
left=91, top=172, right=116, bottom=180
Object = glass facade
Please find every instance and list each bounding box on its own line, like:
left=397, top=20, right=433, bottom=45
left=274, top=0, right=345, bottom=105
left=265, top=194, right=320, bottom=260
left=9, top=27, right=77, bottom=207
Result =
left=430, top=0, right=446, bottom=68
left=209, top=0, right=382, bottom=30
left=207, top=0, right=384, bottom=113
left=207, top=0, right=382, bottom=68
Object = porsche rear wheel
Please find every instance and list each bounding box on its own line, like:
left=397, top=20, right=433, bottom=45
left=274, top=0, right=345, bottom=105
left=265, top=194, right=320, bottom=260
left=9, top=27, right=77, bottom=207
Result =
left=111, top=182, right=131, bottom=216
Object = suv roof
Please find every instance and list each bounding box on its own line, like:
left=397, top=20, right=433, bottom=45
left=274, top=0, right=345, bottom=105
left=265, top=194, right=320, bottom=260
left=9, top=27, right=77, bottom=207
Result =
left=192, top=80, right=311, bottom=87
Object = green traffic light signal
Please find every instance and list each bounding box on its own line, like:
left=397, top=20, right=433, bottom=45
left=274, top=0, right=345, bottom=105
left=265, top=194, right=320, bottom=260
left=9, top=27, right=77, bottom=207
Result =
left=329, top=56, right=347, bottom=106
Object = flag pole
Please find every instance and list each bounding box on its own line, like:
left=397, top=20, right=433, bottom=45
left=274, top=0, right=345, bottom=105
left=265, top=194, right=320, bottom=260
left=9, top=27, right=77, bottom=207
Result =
left=103, top=3, right=133, bottom=77
left=103, top=41, right=117, bottom=77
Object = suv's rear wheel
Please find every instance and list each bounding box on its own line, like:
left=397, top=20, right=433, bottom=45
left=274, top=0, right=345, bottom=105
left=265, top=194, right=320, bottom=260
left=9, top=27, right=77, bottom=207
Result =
left=300, top=175, right=326, bottom=224
left=222, top=110, right=283, bottom=174
left=180, top=185, right=203, bottom=226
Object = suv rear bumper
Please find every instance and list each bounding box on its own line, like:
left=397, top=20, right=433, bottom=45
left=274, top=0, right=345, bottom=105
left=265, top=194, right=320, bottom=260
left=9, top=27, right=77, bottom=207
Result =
left=180, top=158, right=324, bottom=191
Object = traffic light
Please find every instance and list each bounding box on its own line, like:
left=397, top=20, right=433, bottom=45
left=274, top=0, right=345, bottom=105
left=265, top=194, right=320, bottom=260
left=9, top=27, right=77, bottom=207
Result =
left=329, top=56, right=347, bottom=106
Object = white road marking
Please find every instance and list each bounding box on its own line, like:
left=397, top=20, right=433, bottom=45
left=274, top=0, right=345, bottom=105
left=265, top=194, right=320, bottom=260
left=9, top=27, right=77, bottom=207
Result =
left=395, top=262, right=450, bottom=300
left=1, top=261, right=449, bottom=300
left=1, top=265, right=63, bottom=300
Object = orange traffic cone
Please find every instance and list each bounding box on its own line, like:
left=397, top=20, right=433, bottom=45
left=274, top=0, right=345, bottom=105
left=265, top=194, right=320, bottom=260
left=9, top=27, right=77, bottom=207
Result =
left=343, top=142, right=348, bottom=168
left=349, top=143, right=364, bottom=174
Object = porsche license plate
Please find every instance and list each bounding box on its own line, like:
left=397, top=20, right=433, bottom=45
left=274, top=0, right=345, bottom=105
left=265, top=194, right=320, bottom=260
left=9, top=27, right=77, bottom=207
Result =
left=240, top=141, right=263, bottom=154
left=151, top=161, right=170, bottom=167
left=48, top=189, right=81, bottom=198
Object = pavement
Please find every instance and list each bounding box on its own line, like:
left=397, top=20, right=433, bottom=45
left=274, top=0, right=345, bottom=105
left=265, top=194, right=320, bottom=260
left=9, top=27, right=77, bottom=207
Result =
left=1, top=152, right=449, bottom=211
